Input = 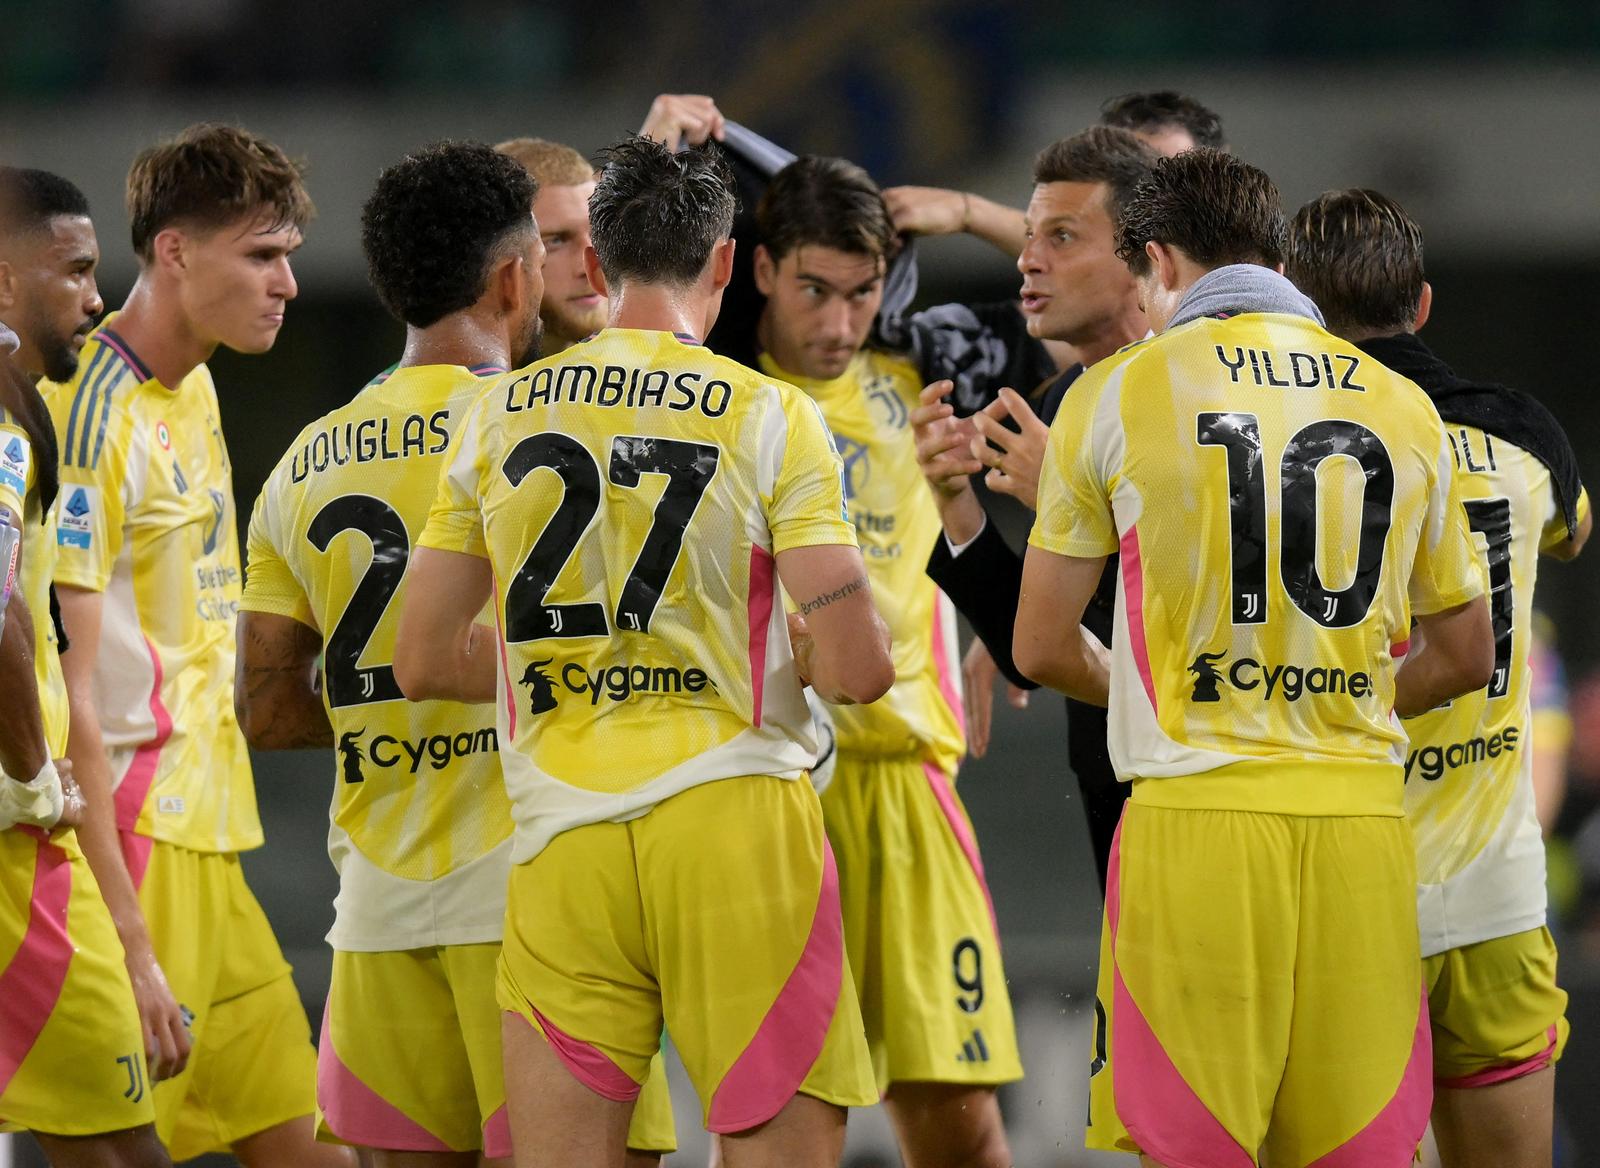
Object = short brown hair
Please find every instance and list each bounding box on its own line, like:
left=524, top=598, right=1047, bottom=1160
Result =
left=126, top=123, right=313, bottom=261
left=756, top=155, right=894, bottom=263
left=1115, top=148, right=1286, bottom=277
left=1286, top=189, right=1425, bottom=336
left=494, top=137, right=595, bottom=189
left=1032, top=126, right=1160, bottom=226
left=1100, top=91, right=1226, bottom=151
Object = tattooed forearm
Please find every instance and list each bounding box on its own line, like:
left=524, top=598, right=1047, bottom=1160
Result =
left=796, top=575, right=868, bottom=617
left=237, top=616, right=333, bottom=749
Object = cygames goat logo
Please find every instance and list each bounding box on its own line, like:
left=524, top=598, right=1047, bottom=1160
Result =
left=1186, top=649, right=1374, bottom=704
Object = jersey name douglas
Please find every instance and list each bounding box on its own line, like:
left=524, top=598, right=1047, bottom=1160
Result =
left=241, top=364, right=512, bottom=951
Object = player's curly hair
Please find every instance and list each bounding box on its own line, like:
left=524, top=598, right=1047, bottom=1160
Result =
left=1286, top=189, right=1425, bottom=337
left=1115, top=148, right=1286, bottom=277
left=1101, top=90, right=1226, bottom=151
left=588, top=135, right=736, bottom=288
left=361, top=141, right=537, bottom=329
left=126, top=123, right=313, bottom=260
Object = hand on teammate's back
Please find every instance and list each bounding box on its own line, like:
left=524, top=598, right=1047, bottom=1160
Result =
left=961, top=639, right=1028, bottom=760
left=911, top=381, right=982, bottom=499
left=54, top=759, right=85, bottom=831
left=970, top=388, right=1048, bottom=512
left=638, top=94, right=727, bottom=149
left=882, top=185, right=969, bottom=236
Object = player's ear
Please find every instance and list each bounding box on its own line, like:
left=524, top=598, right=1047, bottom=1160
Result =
left=151, top=228, right=186, bottom=274
left=494, top=253, right=525, bottom=314
left=1414, top=281, right=1433, bottom=333
left=582, top=245, right=608, bottom=299
left=709, top=237, right=736, bottom=292
left=752, top=243, right=777, bottom=296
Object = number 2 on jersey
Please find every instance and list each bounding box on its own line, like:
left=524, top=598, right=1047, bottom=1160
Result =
left=306, top=495, right=410, bottom=708
left=502, top=433, right=720, bottom=642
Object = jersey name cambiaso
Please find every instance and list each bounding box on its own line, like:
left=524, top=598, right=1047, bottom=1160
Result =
left=1405, top=427, right=1590, bottom=956
left=0, top=404, right=68, bottom=765
left=419, top=328, right=856, bottom=863
left=44, top=323, right=260, bottom=851
left=758, top=350, right=963, bottom=776
left=1031, top=311, right=1487, bottom=817
left=241, top=363, right=513, bottom=951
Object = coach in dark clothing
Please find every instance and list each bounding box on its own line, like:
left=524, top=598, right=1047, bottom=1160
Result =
left=913, top=128, right=1159, bottom=891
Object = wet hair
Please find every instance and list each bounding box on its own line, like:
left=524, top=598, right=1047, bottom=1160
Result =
left=361, top=141, right=538, bottom=328
left=1100, top=90, right=1226, bottom=150
left=587, top=135, right=737, bottom=287
left=1115, top=148, right=1286, bottom=276
left=755, top=155, right=894, bottom=262
left=1031, top=127, right=1160, bottom=225
left=1286, top=189, right=1426, bottom=336
left=126, top=123, right=314, bottom=260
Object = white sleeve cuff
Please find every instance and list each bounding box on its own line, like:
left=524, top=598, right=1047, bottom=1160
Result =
left=944, top=513, right=989, bottom=558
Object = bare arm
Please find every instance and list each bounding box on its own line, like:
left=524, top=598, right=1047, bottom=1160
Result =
left=775, top=544, right=893, bottom=705
left=1393, top=596, right=1495, bottom=718
left=57, top=585, right=191, bottom=1080
left=234, top=611, right=332, bottom=750
left=882, top=187, right=1027, bottom=257
left=394, top=547, right=498, bottom=703
left=0, top=552, right=48, bottom=780
left=1014, top=547, right=1112, bottom=705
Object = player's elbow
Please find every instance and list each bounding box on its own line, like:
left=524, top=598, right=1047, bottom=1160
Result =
left=842, top=651, right=896, bottom=705
left=392, top=641, right=436, bottom=702
left=1440, top=597, right=1497, bottom=701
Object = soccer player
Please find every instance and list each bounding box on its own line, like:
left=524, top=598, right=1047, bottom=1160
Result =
left=42, top=125, right=349, bottom=1168
left=1287, top=189, right=1591, bottom=1168
left=0, top=168, right=170, bottom=1168
left=746, top=155, right=1020, bottom=1168
left=912, top=126, right=1157, bottom=886
left=395, top=135, right=888, bottom=1168
left=236, top=141, right=675, bottom=1166
left=1016, top=149, right=1495, bottom=1166
left=497, top=94, right=727, bottom=357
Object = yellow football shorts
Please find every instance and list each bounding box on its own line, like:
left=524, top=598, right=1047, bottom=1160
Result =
left=125, top=833, right=317, bottom=1160
left=821, top=752, right=1021, bottom=1090
left=318, top=942, right=675, bottom=1154
left=1424, top=925, right=1568, bottom=1087
left=497, top=775, right=876, bottom=1133
left=0, top=827, right=154, bottom=1136
left=1088, top=798, right=1431, bottom=1168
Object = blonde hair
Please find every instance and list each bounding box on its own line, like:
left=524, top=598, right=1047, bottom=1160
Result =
left=494, top=138, right=595, bottom=189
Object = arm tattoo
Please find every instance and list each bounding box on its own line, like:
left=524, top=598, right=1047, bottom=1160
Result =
left=239, top=619, right=333, bottom=749
left=796, top=574, right=868, bottom=617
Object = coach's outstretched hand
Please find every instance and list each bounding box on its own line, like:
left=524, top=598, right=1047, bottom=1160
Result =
left=639, top=94, right=727, bottom=150
left=970, top=387, right=1048, bottom=512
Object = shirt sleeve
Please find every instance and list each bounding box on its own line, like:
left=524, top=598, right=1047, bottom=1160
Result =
left=765, top=389, right=858, bottom=554
left=238, top=470, right=315, bottom=626
left=1028, top=367, right=1119, bottom=558
left=417, top=399, right=489, bottom=559
left=1541, top=484, right=1589, bottom=552
left=47, top=387, right=129, bottom=593
left=1409, top=424, right=1490, bottom=616
left=0, top=417, right=32, bottom=523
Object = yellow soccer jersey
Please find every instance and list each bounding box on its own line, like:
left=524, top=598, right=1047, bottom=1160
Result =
left=0, top=407, right=68, bottom=765
left=420, top=329, right=857, bottom=863
left=1406, top=429, right=1590, bottom=956
left=758, top=350, right=963, bottom=775
left=241, top=363, right=514, bottom=952
left=1031, top=312, right=1487, bottom=817
left=43, top=323, right=260, bottom=852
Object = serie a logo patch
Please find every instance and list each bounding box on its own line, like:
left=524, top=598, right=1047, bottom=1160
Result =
left=57, top=485, right=97, bottom=549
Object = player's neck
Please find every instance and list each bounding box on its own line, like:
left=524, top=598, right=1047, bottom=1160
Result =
left=112, top=277, right=216, bottom=387
left=397, top=312, right=511, bottom=372
left=1071, top=305, right=1149, bottom=368
left=603, top=282, right=708, bottom=342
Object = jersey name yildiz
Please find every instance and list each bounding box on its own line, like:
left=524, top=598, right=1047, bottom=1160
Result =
left=1031, top=313, right=1487, bottom=817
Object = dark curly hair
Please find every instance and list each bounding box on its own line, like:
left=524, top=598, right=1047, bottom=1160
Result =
left=589, top=135, right=736, bottom=288
left=361, top=141, right=537, bottom=328
left=1100, top=91, right=1226, bottom=151
left=1115, top=148, right=1285, bottom=277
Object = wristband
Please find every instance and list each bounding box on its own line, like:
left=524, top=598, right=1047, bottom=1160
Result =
left=0, top=758, right=65, bottom=830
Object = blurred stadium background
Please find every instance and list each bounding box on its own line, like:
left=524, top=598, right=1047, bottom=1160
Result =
left=4, top=1, right=1600, bottom=1163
